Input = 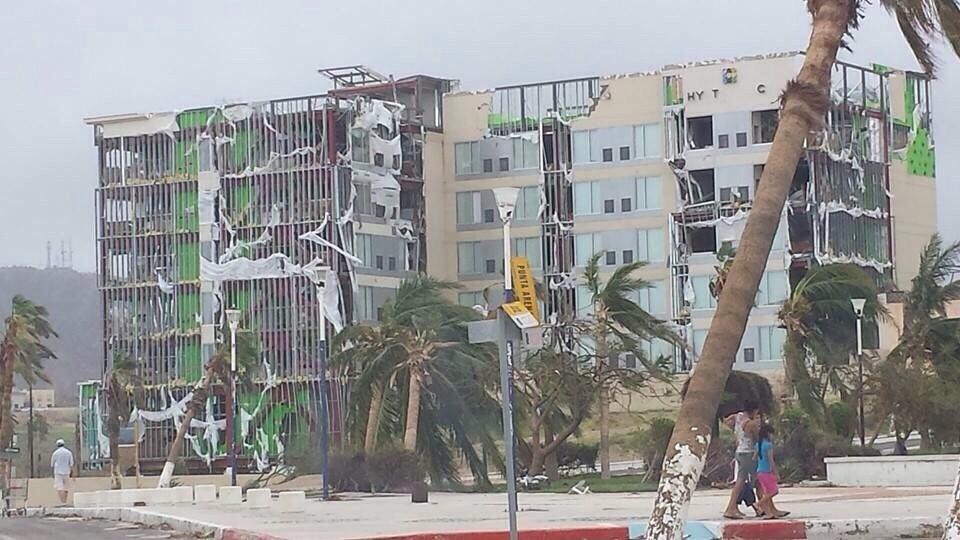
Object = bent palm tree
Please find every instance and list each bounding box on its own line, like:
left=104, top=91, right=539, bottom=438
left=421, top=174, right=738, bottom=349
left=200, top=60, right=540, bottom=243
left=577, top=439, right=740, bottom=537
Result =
left=331, top=275, right=503, bottom=486
left=647, top=2, right=960, bottom=537
left=0, top=296, right=57, bottom=450
left=779, top=263, right=884, bottom=416
left=582, top=253, right=678, bottom=479
left=158, top=322, right=258, bottom=488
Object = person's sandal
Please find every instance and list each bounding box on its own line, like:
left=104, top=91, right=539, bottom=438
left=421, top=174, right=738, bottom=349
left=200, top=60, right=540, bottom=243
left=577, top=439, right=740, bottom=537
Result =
left=776, top=511, right=791, bottom=518
left=723, top=513, right=745, bottom=520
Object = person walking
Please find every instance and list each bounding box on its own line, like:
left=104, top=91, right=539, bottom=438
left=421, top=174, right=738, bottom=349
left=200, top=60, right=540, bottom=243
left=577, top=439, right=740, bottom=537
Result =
left=50, top=439, right=74, bottom=506
left=723, top=400, right=760, bottom=520
left=755, top=424, right=790, bottom=519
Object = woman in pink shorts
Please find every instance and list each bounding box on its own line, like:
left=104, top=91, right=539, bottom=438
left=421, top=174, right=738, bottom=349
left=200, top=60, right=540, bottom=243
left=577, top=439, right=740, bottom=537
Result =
left=756, top=424, right=789, bottom=519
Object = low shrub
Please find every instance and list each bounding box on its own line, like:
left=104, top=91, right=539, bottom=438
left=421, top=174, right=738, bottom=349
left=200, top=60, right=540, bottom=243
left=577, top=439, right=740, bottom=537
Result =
left=622, top=417, right=675, bottom=482
left=291, top=447, right=422, bottom=493
left=557, top=442, right=599, bottom=475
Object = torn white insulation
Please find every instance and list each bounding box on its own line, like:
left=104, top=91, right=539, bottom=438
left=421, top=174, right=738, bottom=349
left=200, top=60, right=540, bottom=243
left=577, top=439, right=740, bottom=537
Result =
left=819, top=201, right=888, bottom=220
left=369, top=133, right=403, bottom=172
left=156, top=270, right=174, bottom=294
left=549, top=273, right=576, bottom=290
left=321, top=268, right=344, bottom=333
left=219, top=204, right=282, bottom=264
left=221, top=147, right=316, bottom=180
left=299, top=221, right=364, bottom=266
left=819, top=253, right=892, bottom=273
left=201, top=254, right=325, bottom=284
left=683, top=209, right=750, bottom=229
left=353, top=98, right=402, bottom=132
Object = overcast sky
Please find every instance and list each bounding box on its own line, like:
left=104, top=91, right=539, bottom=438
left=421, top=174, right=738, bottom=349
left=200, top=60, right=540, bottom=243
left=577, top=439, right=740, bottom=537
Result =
left=0, top=0, right=956, bottom=272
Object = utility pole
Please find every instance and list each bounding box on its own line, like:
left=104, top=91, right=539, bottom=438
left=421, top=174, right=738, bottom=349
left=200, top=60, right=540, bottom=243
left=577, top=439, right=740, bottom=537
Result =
left=28, top=384, right=34, bottom=478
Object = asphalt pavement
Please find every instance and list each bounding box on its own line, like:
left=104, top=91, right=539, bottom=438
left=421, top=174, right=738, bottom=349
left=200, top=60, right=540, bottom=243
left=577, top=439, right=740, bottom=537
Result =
left=0, top=516, right=192, bottom=540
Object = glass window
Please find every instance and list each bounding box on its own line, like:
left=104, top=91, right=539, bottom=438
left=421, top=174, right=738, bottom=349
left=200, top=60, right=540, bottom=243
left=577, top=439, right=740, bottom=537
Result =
left=455, top=142, right=473, bottom=175
left=693, top=329, right=708, bottom=359
left=621, top=197, right=632, bottom=212
left=691, top=276, right=716, bottom=310
left=575, top=233, right=600, bottom=267
left=499, top=157, right=510, bottom=172
left=355, top=286, right=374, bottom=321
left=456, top=191, right=478, bottom=225
left=622, top=249, right=634, bottom=264
left=638, top=228, right=664, bottom=262
left=718, top=134, right=730, bottom=149
left=485, top=259, right=497, bottom=273
left=515, top=186, right=540, bottom=221
left=758, top=271, right=788, bottom=305
left=736, top=132, right=748, bottom=147
left=605, top=251, right=617, bottom=266
left=355, top=183, right=373, bottom=215
left=512, top=138, right=539, bottom=169
left=482, top=158, right=494, bottom=173
left=573, top=131, right=590, bottom=164
left=619, top=146, right=631, bottom=161
left=602, top=148, right=614, bottom=162
left=758, top=326, right=786, bottom=361
left=604, top=199, right=615, bottom=214
left=636, top=176, right=661, bottom=210
left=512, top=237, right=541, bottom=269
left=483, top=208, right=496, bottom=223
left=457, top=242, right=479, bottom=274
left=574, top=182, right=601, bottom=215
left=576, top=284, right=593, bottom=319
left=634, top=123, right=661, bottom=158
left=355, top=233, right=373, bottom=268
left=743, top=347, right=756, bottom=363
left=352, top=130, right=370, bottom=163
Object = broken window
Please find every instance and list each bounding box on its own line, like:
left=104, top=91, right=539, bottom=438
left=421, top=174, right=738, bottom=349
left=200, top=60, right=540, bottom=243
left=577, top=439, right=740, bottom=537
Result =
left=736, top=132, right=748, bottom=147
left=689, top=226, right=717, bottom=253
left=352, top=130, right=370, bottom=163
left=718, top=134, right=730, bottom=149
left=688, top=169, right=716, bottom=203
left=499, top=157, right=510, bottom=172
left=355, top=183, right=373, bottom=215
left=619, top=146, right=631, bottom=161
left=687, top=116, right=714, bottom=149
left=752, top=110, right=779, bottom=144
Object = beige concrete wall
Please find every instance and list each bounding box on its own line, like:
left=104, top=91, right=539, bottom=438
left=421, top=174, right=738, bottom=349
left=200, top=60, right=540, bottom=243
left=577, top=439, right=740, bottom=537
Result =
left=890, top=159, right=938, bottom=289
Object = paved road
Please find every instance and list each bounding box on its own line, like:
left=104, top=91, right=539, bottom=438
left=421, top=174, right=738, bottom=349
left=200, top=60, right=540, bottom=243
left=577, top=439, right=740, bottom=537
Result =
left=0, top=516, right=192, bottom=539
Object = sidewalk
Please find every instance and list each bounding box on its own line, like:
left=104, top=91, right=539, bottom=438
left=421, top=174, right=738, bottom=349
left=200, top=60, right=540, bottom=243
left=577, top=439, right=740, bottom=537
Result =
left=48, top=486, right=950, bottom=539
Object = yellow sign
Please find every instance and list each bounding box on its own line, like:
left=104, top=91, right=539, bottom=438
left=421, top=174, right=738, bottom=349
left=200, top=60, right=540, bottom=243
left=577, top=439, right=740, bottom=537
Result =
left=501, top=302, right=539, bottom=329
left=511, top=256, right=539, bottom=321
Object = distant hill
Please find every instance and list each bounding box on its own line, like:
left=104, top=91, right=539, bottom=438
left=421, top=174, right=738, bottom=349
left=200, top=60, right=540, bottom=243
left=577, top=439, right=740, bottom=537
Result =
left=0, top=267, right=100, bottom=404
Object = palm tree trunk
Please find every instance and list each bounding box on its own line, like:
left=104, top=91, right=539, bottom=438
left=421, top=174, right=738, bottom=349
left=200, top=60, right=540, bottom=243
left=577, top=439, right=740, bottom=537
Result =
left=646, top=2, right=851, bottom=537
left=403, top=371, right=422, bottom=452
left=599, top=384, right=611, bottom=480
left=108, top=394, right=122, bottom=490
left=158, top=370, right=211, bottom=488
left=943, top=460, right=960, bottom=540
left=364, top=383, right=384, bottom=455
left=0, top=349, right=15, bottom=450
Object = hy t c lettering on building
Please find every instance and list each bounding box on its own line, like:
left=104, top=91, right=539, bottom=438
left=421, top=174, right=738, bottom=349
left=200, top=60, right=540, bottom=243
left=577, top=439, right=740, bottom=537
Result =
left=80, top=54, right=936, bottom=470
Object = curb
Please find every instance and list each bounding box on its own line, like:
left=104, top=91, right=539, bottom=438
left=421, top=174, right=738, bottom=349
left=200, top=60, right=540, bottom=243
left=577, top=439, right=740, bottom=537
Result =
left=43, top=506, right=269, bottom=540
left=353, top=525, right=629, bottom=540
left=804, top=517, right=943, bottom=540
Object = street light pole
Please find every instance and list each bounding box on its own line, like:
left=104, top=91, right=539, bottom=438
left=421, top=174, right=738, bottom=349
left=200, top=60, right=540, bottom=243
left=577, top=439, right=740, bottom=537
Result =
left=851, top=298, right=867, bottom=448
left=491, top=187, right=520, bottom=540
left=318, top=300, right=329, bottom=501
left=28, top=383, right=34, bottom=478
left=225, top=309, right=242, bottom=488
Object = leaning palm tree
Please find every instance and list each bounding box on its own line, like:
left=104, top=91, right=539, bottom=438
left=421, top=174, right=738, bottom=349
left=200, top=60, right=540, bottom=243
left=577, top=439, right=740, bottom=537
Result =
left=105, top=353, right=141, bottom=489
left=582, top=253, right=679, bottom=479
left=648, top=3, right=960, bottom=537
left=158, top=321, right=258, bottom=488
left=0, top=296, right=57, bottom=450
left=779, top=263, right=885, bottom=417
left=331, top=275, right=503, bottom=486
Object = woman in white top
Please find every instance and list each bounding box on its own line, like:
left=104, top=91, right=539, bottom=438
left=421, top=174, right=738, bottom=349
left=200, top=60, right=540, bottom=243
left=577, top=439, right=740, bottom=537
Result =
left=722, top=400, right=760, bottom=520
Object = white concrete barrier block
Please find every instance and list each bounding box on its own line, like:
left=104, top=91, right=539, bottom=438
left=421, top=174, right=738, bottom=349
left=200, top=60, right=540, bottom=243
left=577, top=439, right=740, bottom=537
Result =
left=149, top=488, right=176, bottom=505
left=171, top=486, right=194, bottom=504
left=194, top=484, right=217, bottom=503
left=98, top=489, right=123, bottom=507
left=219, top=485, right=242, bottom=504
left=246, top=488, right=271, bottom=508
left=73, top=492, right=96, bottom=508
left=276, top=491, right=306, bottom=513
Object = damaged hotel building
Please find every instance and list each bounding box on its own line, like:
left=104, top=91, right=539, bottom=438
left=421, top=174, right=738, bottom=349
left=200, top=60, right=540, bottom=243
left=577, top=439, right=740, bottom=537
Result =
left=79, top=53, right=937, bottom=470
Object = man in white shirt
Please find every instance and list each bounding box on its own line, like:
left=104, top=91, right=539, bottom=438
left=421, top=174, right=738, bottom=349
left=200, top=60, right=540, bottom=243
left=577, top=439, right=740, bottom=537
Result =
left=50, top=439, right=74, bottom=505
